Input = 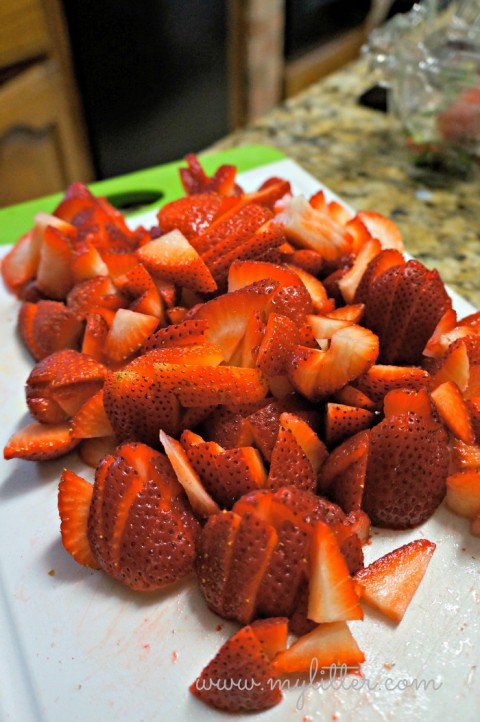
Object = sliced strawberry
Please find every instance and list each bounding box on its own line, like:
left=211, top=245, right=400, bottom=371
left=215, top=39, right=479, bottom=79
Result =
left=192, top=203, right=269, bottom=255
left=157, top=192, right=226, bottom=239
left=332, top=384, right=375, bottom=410
left=288, top=325, right=379, bottom=401
left=354, top=211, right=404, bottom=251
left=355, top=539, right=435, bottom=622
left=100, top=250, right=138, bottom=278
left=361, top=412, right=449, bottom=528
left=71, top=237, right=110, bottom=283
left=180, top=154, right=241, bottom=196
left=104, top=308, right=159, bottom=363
left=307, top=521, right=363, bottom=623
left=285, top=264, right=331, bottom=313
left=287, top=248, right=324, bottom=276
left=242, top=176, right=291, bottom=210
left=445, top=470, right=480, bottom=518
left=273, top=195, right=353, bottom=260
left=199, top=403, right=258, bottom=449
left=383, top=387, right=434, bottom=422
left=190, top=624, right=282, bottom=713
left=319, top=429, right=370, bottom=512
left=67, top=276, right=126, bottom=320
left=338, top=237, right=382, bottom=304
left=1, top=230, right=41, bottom=297
left=430, top=380, right=475, bottom=445
left=71, top=389, right=114, bottom=438
left=241, top=311, right=265, bottom=368
left=18, top=300, right=83, bottom=361
left=450, top=439, right=480, bottom=471
left=160, top=430, right=220, bottom=517
left=36, top=225, right=74, bottom=300
left=140, top=318, right=208, bottom=353
left=82, top=312, right=110, bottom=362
left=423, top=307, right=458, bottom=358
left=4, top=421, right=79, bottom=461
left=268, top=423, right=318, bottom=493
left=114, top=263, right=164, bottom=319
left=467, top=397, right=480, bottom=442
left=324, top=403, right=375, bottom=447
left=429, top=340, right=470, bottom=392
left=279, top=412, right=327, bottom=473
left=271, top=621, right=365, bottom=673
left=136, top=229, right=217, bottom=293
left=355, top=364, right=430, bottom=407
left=250, top=617, right=289, bottom=659
left=256, top=313, right=299, bottom=377
left=87, top=442, right=200, bottom=590
left=58, top=469, right=100, bottom=568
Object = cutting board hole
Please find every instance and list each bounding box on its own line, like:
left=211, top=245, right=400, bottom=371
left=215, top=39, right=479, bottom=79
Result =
left=106, top=190, right=164, bottom=212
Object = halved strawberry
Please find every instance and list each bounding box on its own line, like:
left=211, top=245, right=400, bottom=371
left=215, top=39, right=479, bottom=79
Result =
left=271, top=621, right=365, bottom=673
left=324, top=403, right=375, bottom=447
left=4, top=421, right=79, bottom=461
left=190, top=624, right=282, bottom=713
left=104, top=308, right=159, bottom=363
left=86, top=442, right=200, bottom=590
left=361, top=412, right=449, bottom=528
left=355, top=539, right=435, bottom=622
left=430, top=380, right=475, bottom=445
left=308, top=521, right=363, bottom=623
left=445, top=470, right=480, bottom=518
left=273, top=195, right=353, bottom=260
left=136, top=229, right=217, bottom=293
left=18, top=300, right=84, bottom=361
left=288, top=325, right=379, bottom=401
left=58, top=470, right=100, bottom=568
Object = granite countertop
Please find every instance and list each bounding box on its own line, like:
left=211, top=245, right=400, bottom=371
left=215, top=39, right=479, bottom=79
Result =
left=209, top=58, right=480, bottom=309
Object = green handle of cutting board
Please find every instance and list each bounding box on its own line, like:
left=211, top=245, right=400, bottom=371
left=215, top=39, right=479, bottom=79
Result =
left=0, top=145, right=286, bottom=247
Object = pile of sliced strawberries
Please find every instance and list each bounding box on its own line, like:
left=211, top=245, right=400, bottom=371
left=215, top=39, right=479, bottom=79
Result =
left=2, top=154, right=480, bottom=713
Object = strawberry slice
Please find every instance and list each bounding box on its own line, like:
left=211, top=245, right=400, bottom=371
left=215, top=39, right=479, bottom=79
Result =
left=86, top=442, right=200, bottom=590
left=273, top=195, right=353, bottom=260
left=140, top=318, right=208, bottom=354
left=190, top=624, right=282, bottom=713
left=256, top=313, right=299, bottom=377
left=325, top=403, right=375, bottom=447
left=271, top=621, right=365, bottom=673
left=250, top=617, right=288, bottom=659
left=36, top=225, right=74, bottom=300
left=362, top=412, right=449, bottom=528
left=319, top=429, right=370, bottom=513
left=67, top=276, right=126, bottom=320
left=307, top=521, right=363, bottom=623
left=81, top=313, right=110, bottom=363
left=180, top=154, right=241, bottom=196
left=429, top=340, right=470, bottom=392
left=1, top=230, right=41, bottom=297
left=279, top=412, right=327, bottom=473
left=104, top=308, right=159, bottom=363
left=136, top=229, right=217, bottom=293
left=332, top=384, right=375, bottom=410
left=354, top=211, right=404, bottom=251
left=114, top=263, right=164, bottom=319
left=267, top=423, right=318, bottom=493
left=355, top=539, right=436, bottom=622
left=58, top=469, right=100, bottom=568
left=383, top=387, right=434, bottom=423
left=71, top=389, right=114, bottom=439
left=445, top=470, right=480, bottom=518
left=18, top=300, right=83, bottom=361
left=338, top=237, right=382, bottom=304
left=71, top=237, right=110, bottom=283
left=288, top=325, right=379, bottom=401
left=4, top=421, right=79, bottom=461
left=79, top=436, right=117, bottom=468
left=157, top=192, right=226, bottom=239
left=430, top=380, right=475, bottom=445
left=355, top=364, right=430, bottom=407
left=450, top=438, right=480, bottom=471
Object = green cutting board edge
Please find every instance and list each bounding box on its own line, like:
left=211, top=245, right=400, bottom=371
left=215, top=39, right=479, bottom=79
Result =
left=0, top=145, right=286, bottom=247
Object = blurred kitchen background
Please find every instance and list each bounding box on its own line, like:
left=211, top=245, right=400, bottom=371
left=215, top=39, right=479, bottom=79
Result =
left=0, top=0, right=417, bottom=207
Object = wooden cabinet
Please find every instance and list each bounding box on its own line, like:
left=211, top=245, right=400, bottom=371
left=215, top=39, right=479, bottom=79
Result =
left=0, top=0, right=94, bottom=208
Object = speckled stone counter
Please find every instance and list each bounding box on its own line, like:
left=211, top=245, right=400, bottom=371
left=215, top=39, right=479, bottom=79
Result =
left=209, top=58, right=480, bottom=309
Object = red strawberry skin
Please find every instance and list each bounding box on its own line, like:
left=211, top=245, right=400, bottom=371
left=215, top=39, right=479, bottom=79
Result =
left=362, top=412, right=450, bottom=528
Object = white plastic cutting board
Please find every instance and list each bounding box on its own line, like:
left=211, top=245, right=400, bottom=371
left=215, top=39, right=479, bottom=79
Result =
left=0, top=159, right=479, bottom=722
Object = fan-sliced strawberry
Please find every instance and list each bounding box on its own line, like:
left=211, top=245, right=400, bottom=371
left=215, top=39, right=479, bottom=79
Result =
left=338, top=237, right=382, bottom=304
left=308, top=521, right=363, bottom=623
left=67, top=276, right=126, bottom=320
left=355, top=364, right=430, bottom=408
left=4, top=421, right=79, bottom=461
left=36, top=225, right=74, bottom=300
left=114, top=263, right=164, bottom=319
left=86, top=442, right=200, bottom=590
left=318, top=429, right=370, bottom=512
left=18, top=300, right=84, bottom=361
left=140, top=318, right=208, bottom=353
left=271, top=621, right=365, bottom=674
left=190, top=624, right=282, bottom=713
left=273, top=195, right=353, bottom=260
left=306, top=314, right=352, bottom=342
left=157, top=193, right=226, bottom=239
left=191, top=282, right=276, bottom=362
left=355, top=539, right=435, bottom=622
left=58, top=469, right=100, bottom=568
left=160, top=430, right=221, bottom=517
left=362, top=412, right=449, bottom=528
left=353, top=248, right=405, bottom=306
left=250, top=617, right=289, bottom=659
left=430, top=380, right=475, bottom=445
left=136, top=229, right=217, bottom=293
left=325, top=403, right=375, bottom=447
left=104, top=308, right=159, bottom=363
left=256, top=313, right=299, bottom=377
left=445, top=470, right=480, bottom=518
left=71, top=389, right=114, bottom=438
left=288, top=325, right=379, bottom=401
